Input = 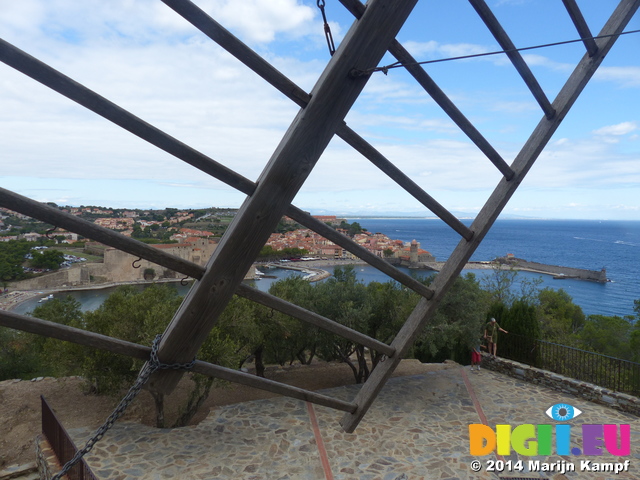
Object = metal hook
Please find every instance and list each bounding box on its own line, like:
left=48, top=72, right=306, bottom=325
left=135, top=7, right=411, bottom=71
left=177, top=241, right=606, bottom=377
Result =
left=180, top=276, right=189, bottom=286
left=132, top=257, right=142, bottom=269
left=45, top=227, right=56, bottom=239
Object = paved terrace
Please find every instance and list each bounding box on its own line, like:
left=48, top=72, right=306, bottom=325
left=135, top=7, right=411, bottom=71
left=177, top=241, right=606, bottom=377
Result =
left=66, top=367, right=640, bottom=480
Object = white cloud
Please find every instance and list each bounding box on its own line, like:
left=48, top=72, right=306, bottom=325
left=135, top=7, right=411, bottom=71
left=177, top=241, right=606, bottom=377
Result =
left=402, top=40, right=492, bottom=62
left=595, top=66, right=640, bottom=88
left=190, top=0, right=316, bottom=43
left=592, top=122, right=638, bottom=137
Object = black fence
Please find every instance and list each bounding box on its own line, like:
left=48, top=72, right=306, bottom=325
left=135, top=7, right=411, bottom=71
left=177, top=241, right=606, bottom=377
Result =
left=41, top=396, right=97, bottom=480
left=501, top=334, right=640, bottom=397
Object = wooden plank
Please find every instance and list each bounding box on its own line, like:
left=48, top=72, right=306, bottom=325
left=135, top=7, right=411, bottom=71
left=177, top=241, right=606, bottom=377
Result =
left=0, top=39, right=255, bottom=197
left=236, top=284, right=395, bottom=357
left=340, top=0, right=640, bottom=432
left=0, top=187, right=205, bottom=280
left=339, top=0, right=514, bottom=181
left=150, top=0, right=419, bottom=396
left=162, top=0, right=473, bottom=238
left=0, top=310, right=355, bottom=413
left=468, top=0, right=556, bottom=120
left=561, top=0, right=599, bottom=56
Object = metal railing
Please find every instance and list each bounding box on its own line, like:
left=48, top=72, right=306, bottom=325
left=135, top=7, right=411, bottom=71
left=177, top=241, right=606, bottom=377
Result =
left=41, top=396, right=98, bottom=480
left=501, top=334, right=640, bottom=397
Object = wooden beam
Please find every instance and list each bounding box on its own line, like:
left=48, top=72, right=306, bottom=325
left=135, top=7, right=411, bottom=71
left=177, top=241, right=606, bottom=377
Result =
left=0, top=310, right=356, bottom=412
left=236, top=284, right=395, bottom=357
left=468, top=0, right=556, bottom=120
left=340, top=0, right=640, bottom=432
left=150, top=0, right=419, bottom=396
left=339, top=0, right=514, bottom=182
left=561, top=0, right=599, bottom=56
left=161, top=0, right=472, bottom=239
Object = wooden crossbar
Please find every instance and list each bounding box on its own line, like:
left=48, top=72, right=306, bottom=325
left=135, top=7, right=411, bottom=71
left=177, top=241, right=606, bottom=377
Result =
left=468, top=0, right=556, bottom=120
left=0, top=184, right=432, bottom=303
left=562, top=0, right=599, bottom=56
left=340, top=0, right=640, bottom=432
left=0, top=310, right=356, bottom=413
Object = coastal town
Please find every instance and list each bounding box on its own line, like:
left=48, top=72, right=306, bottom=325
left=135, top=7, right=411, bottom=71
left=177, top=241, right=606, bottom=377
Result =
left=0, top=205, right=608, bottom=312
left=0, top=206, right=438, bottom=310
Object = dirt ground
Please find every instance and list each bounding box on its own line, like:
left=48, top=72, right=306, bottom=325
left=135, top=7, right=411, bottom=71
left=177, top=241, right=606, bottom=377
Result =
left=0, top=359, right=454, bottom=468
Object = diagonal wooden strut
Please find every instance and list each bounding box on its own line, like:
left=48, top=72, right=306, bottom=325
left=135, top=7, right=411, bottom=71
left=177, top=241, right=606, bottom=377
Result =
left=468, top=0, right=556, bottom=120
left=562, top=0, right=599, bottom=56
left=340, top=0, right=640, bottom=432
left=149, top=0, right=419, bottom=396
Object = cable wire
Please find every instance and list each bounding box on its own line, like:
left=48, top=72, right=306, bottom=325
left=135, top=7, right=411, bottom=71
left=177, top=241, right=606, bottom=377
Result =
left=351, top=28, right=640, bottom=77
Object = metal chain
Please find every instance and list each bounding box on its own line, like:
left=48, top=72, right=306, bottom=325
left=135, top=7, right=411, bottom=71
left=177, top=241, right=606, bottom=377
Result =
left=317, top=0, right=336, bottom=56
left=51, top=334, right=195, bottom=480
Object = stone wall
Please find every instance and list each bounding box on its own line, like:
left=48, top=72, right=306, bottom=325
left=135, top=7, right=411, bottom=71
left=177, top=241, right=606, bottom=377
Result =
left=483, top=355, right=640, bottom=417
left=35, top=435, right=60, bottom=480
left=10, top=265, right=90, bottom=290
left=91, top=238, right=218, bottom=283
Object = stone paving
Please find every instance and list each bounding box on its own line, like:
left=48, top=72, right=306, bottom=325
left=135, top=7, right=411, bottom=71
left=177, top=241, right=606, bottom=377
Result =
left=65, top=366, right=640, bottom=480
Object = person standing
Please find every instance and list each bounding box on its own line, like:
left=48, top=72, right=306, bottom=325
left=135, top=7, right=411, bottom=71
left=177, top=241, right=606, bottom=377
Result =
left=470, top=339, right=482, bottom=371
left=485, top=317, right=507, bottom=357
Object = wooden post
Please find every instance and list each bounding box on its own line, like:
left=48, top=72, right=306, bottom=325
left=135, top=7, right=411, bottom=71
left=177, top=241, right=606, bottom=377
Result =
left=149, top=0, right=419, bottom=395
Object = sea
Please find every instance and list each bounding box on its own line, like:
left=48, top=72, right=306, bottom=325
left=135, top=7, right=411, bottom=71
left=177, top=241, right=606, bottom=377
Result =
left=12, top=219, right=640, bottom=319
left=342, top=218, right=640, bottom=319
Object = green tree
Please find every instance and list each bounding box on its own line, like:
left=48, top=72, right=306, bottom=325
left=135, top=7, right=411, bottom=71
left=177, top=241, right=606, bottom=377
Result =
left=31, top=249, right=65, bottom=270
left=414, top=273, right=489, bottom=364
left=482, top=264, right=518, bottom=305
left=500, top=299, right=540, bottom=365
left=30, top=284, right=241, bottom=428
left=30, top=296, right=86, bottom=377
left=578, top=314, right=634, bottom=360
left=311, top=266, right=373, bottom=382
left=537, top=288, right=585, bottom=343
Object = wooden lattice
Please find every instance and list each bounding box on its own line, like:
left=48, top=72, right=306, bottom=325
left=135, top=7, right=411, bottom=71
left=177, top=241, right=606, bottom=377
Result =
left=0, top=0, right=638, bottom=433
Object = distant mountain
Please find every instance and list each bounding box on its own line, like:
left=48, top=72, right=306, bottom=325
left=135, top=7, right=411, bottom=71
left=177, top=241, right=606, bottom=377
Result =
left=307, top=208, right=539, bottom=220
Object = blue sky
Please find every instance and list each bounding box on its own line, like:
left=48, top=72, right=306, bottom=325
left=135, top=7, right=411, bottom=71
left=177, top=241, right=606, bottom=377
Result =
left=0, top=0, right=639, bottom=219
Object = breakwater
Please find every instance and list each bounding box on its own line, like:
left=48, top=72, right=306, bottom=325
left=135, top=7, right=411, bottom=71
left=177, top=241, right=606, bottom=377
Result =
left=495, top=256, right=607, bottom=283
